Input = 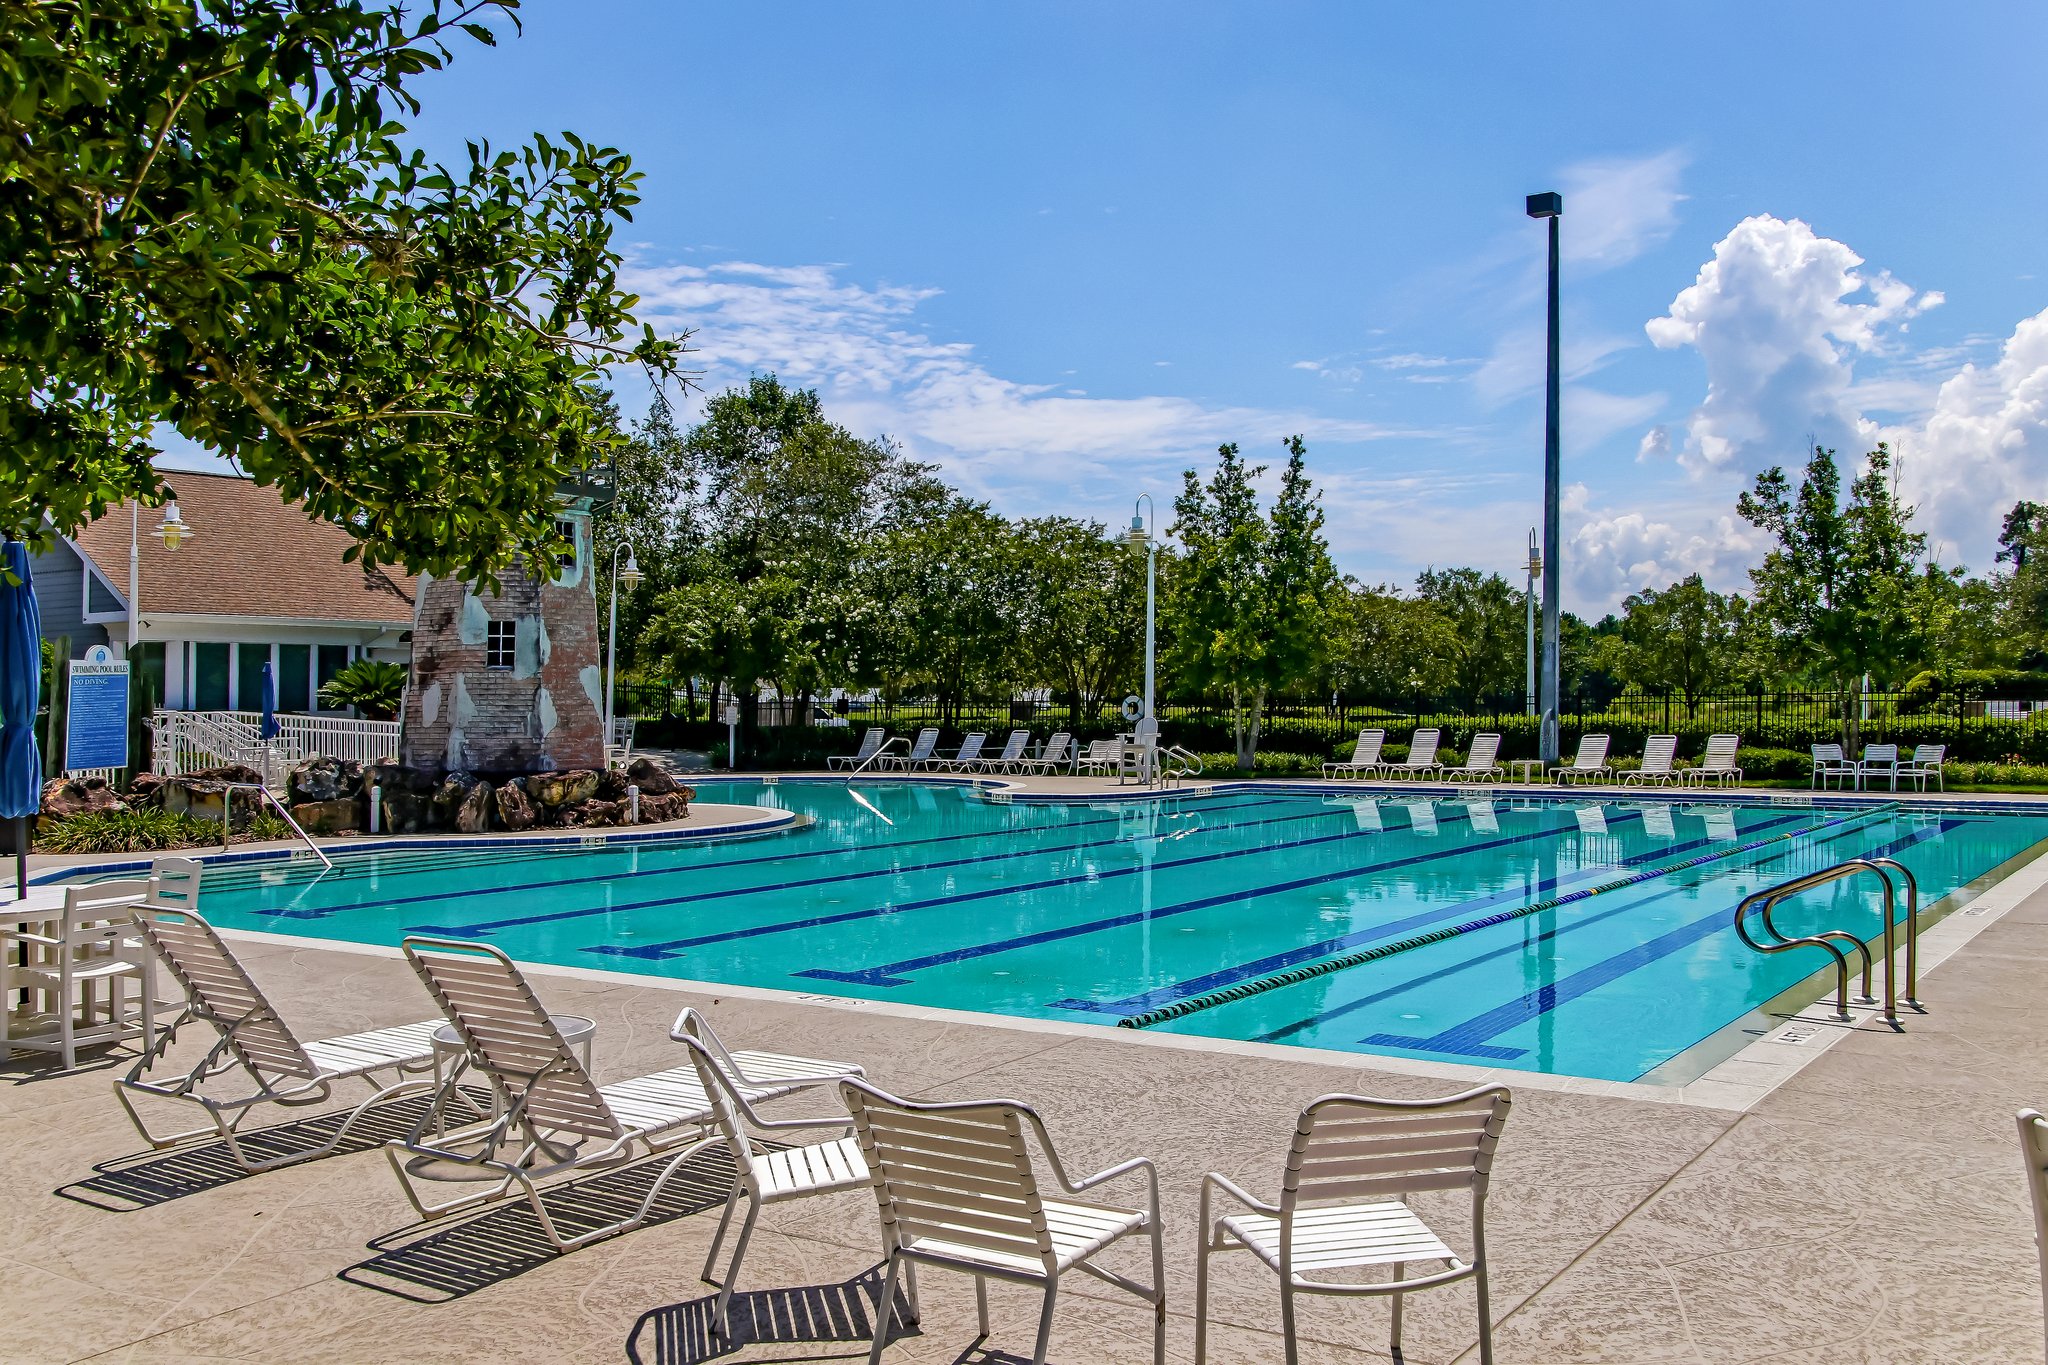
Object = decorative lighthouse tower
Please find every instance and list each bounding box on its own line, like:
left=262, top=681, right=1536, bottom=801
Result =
left=398, top=484, right=607, bottom=777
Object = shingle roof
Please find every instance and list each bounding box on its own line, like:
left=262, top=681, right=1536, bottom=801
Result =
left=69, top=471, right=417, bottom=625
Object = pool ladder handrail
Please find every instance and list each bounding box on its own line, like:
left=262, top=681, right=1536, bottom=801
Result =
left=1732, top=857, right=1920, bottom=1023
left=1159, top=745, right=1205, bottom=786
left=843, top=737, right=910, bottom=777
left=218, top=781, right=335, bottom=872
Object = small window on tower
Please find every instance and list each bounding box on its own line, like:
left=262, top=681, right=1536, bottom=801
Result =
left=485, top=620, right=516, bottom=669
left=555, top=519, right=578, bottom=569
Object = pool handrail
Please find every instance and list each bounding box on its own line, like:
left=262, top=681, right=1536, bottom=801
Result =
left=1731, top=854, right=1920, bottom=1023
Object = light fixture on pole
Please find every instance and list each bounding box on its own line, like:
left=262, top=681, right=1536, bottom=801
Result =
left=605, top=541, right=642, bottom=760
left=129, top=499, right=195, bottom=652
left=1524, top=527, right=1540, bottom=716
left=1526, top=190, right=1564, bottom=765
left=1124, top=495, right=1159, bottom=784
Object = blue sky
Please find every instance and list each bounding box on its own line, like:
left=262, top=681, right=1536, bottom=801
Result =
left=175, top=3, right=2048, bottom=611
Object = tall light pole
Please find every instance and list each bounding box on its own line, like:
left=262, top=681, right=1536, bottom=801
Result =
left=604, top=541, right=643, bottom=759
left=1524, top=526, right=1540, bottom=715
left=128, top=499, right=194, bottom=653
left=1124, top=495, right=1158, bottom=782
left=1526, top=190, right=1564, bottom=764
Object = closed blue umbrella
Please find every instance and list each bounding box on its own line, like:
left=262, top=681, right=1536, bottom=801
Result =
left=259, top=661, right=280, bottom=741
left=1, top=541, right=43, bottom=898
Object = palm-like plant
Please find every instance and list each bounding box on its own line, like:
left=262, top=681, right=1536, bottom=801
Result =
left=317, top=659, right=407, bottom=720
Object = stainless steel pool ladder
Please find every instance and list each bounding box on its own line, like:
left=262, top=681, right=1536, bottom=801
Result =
left=1159, top=745, right=1205, bottom=786
left=218, top=781, right=335, bottom=871
left=1732, top=857, right=1920, bottom=1023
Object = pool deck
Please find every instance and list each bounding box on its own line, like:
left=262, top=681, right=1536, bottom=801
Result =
left=5, top=847, right=2047, bottom=1363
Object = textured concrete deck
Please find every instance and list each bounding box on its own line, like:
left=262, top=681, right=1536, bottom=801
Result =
left=6, top=858, right=2048, bottom=1365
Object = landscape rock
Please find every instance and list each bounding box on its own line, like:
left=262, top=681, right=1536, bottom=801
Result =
left=288, top=755, right=363, bottom=805
left=40, top=776, right=124, bottom=819
left=624, top=756, right=688, bottom=794
left=125, top=772, right=167, bottom=807
left=495, top=779, right=537, bottom=831
left=162, top=778, right=230, bottom=822
left=636, top=791, right=692, bottom=824
left=292, top=797, right=361, bottom=836
left=561, top=798, right=622, bottom=828
left=365, top=762, right=437, bottom=796
left=432, top=772, right=478, bottom=820
left=380, top=789, right=435, bottom=835
left=455, top=780, right=495, bottom=834
left=595, top=769, right=632, bottom=802
left=529, top=769, right=599, bottom=807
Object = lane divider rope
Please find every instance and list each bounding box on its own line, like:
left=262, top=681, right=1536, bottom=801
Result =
left=1115, top=801, right=1902, bottom=1030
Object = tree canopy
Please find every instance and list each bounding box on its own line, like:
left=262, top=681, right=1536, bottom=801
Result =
left=1, top=0, right=683, bottom=578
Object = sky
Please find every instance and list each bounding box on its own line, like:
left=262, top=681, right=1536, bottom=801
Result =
left=165, top=3, right=2048, bottom=613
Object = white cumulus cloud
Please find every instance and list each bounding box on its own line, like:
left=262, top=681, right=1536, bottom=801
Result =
left=1559, top=149, right=1690, bottom=269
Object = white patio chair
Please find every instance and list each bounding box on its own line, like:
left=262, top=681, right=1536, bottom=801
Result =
left=982, top=729, right=1032, bottom=772
left=1381, top=729, right=1441, bottom=780
left=606, top=715, right=638, bottom=770
left=840, top=1076, right=1165, bottom=1365
left=1322, top=729, right=1386, bottom=780
left=828, top=727, right=888, bottom=770
left=1686, top=734, right=1743, bottom=787
left=1620, top=734, right=1679, bottom=786
left=876, top=727, right=939, bottom=772
left=1014, top=732, right=1072, bottom=774
left=1858, top=743, right=1902, bottom=792
left=669, top=1016, right=869, bottom=1337
left=1904, top=743, right=1946, bottom=791
left=115, top=904, right=441, bottom=1171
left=2018, top=1108, right=2048, bottom=1364
left=933, top=732, right=987, bottom=771
left=386, top=937, right=860, bottom=1251
left=1075, top=738, right=1124, bottom=776
left=1549, top=734, right=1612, bottom=785
left=1810, top=743, right=1853, bottom=790
left=2, top=881, right=151, bottom=1071
left=1195, top=1085, right=1513, bottom=1365
left=1443, top=733, right=1504, bottom=783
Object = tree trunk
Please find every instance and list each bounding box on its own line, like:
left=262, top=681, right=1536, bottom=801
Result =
left=1841, top=686, right=1861, bottom=760
left=1237, top=689, right=1266, bottom=770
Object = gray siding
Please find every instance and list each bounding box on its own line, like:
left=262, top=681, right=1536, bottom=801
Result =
left=28, top=542, right=111, bottom=658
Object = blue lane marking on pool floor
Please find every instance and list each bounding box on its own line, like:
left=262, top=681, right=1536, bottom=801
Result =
left=1047, top=810, right=1813, bottom=1017
left=1358, top=819, right=1954, bottom=1060
left=795, top=811, right=1646, bottom=987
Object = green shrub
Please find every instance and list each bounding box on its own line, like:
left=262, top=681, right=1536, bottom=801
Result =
left=316, top=658, right=407, bottom=720
left=35, top=807, right=219, bottom=853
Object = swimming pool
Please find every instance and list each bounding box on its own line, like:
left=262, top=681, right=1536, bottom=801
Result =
left=114, top=781, right=2048, bottom=1083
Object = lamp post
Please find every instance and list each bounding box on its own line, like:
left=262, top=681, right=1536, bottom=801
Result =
left=1526, top=190, right=1564, bottom=765
left=1524, top=527, right=1541, bottom=715
left=1123, top=495, right=1159, bottom=783
left=604, top=541, right=643, bottom=757
left=128, top=499, right=194, bottom=653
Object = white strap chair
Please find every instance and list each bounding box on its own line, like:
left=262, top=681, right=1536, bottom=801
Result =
left=669, top=1014, right=869, bottom=1337
left=388, top=937, right=858, bottom=1251
left=1196, top=1085, right=1512, bottom=1365
left=116, top=904, right=441, bottom=1171
left=1444, top=733, right=1504, bottom=783
left=1550, top=734, right=1612, bottom=784
left=1322, top=729, right=1386, bottom=779
left=1905, top=743, right=1946, bottom=791
left=935, top=732, right=988, bottom=771
left=828, top=727, right=889, bottom=770
left=2019, top=1108, right=2048, bottom=1364
left=1075, top=738, right=1124, bottom=776
left=3, top=880, right=151, bottom=1071
left=877, top=727, right=938, bottom=771
left=1688, top=733, right=1743, bottom=786
left=985, top=729, right=1033, bottom=772
left=841, top=1077, right=1165, bottom=1365
left=1621, top=734, right=1679, bottom=786
left=1382, top=728, right=1441, bottom=779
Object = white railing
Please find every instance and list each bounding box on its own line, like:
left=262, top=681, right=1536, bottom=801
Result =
left=147, top=709, right=400, bottom=783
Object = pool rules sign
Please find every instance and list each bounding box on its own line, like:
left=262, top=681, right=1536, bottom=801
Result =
left=66, top=644, right=130, bottom=771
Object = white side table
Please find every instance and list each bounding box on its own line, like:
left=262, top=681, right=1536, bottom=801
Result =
left=427, top=1013, right=596, bottom=1136
left=1507, top=759, right=1545, bottom=785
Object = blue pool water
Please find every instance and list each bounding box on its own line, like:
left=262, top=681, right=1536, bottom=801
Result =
left=114, top=782, right=2048, bottom=1082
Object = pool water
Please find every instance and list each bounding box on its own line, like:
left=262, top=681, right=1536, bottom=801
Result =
left=137, top=782, right=2048, bottom=1083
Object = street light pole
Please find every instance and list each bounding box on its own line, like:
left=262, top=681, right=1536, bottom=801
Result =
left=1525, top=527, right=1540, bottom=715
left=1527, top=191, right=1564, bottom=765
left=1126, top=495, right=1158, bottom=784
left=605, top=541, right=642, bottom=762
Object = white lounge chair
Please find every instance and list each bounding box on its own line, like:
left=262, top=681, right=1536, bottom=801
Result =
left=1014, top=731, right=1072, bottom=775
left=1686, top=734, right=1743, bottom=787
left=1381, top=729, right=1441, bottom=780
left=1443, top=733, right=1504, bottom=783
left=116, top=904, right=441, bottom=1172
left=1075, top=738, right=1124, bottom=776
left=3, top=881, right=153, bottom=1070
left=1549, top=734, right=1612, bottom=785
left=1620, top=734, right=1679, bottom=786
left=1195, top=1085, right=1513, bottom=1365
left=981, top=729, right=1032, bottom=772
left=876, top=727, right=938, bottom=772
left=1322, top=729, right=1386, bottom=780
left=1857, top=743, right=1901, bottom=792
left=840, top=1077, right=1165, bottom=1365
left=386, top=937, right=861, bottom=1251
left=933, top=732, right=987, bottom=771
left=669, top=1014, right=870, bottom=1338
left=828, top=727, right=888, bottom=771
left=1810, top=743, right=1853, bottom=790
left=2018, top=1108, right=2048, bottom=1364
left=1904, top=743, right=1946, bottom=791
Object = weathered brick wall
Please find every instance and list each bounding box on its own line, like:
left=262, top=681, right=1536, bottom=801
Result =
left=399, top=510, right=605, bottom=776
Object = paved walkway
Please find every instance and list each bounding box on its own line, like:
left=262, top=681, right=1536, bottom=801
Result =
left=4, top=865, right=2046, bottom=1363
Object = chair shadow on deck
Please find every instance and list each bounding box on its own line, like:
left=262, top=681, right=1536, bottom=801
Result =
left=626, top=1267, right=919, bottom=1365
left=342, top=1143, right=739, bottom=1303
left=53, top=1088, right=468, bottom=1213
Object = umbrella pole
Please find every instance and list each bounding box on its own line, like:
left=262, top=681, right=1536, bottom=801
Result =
left=12, top=814, right=23, bottom=898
